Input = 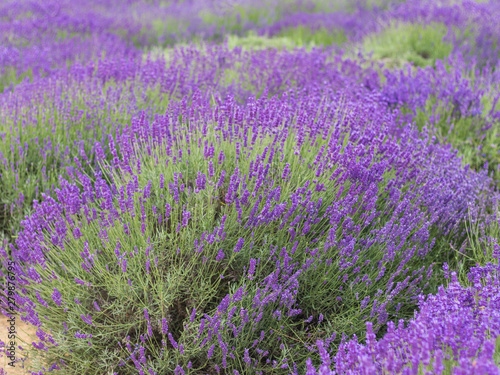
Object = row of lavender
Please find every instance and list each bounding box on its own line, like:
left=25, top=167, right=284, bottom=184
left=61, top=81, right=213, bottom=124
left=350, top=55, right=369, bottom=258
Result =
left=2, top=0, right=500, bottom=87
left=3, top=78, right=498, bottom=374
left=1, top=42, right=498, bottom=238
left=0, top=0, right=499, bottom=374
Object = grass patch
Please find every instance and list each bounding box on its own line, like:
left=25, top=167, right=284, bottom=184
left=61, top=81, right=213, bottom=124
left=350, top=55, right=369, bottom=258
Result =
left=227, top=32, right=300, bottom=51
left=361, top=22, right=456, bottom=69
left=0, top=67, right=33, bottom=93
left=277, top=25, right=348, bottom=48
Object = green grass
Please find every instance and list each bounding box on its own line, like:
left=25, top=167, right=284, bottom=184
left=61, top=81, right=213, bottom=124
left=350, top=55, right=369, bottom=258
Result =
left=198, top=1, right=306, bottom=37
left=361, top=22, right=457, bottom=69
left=277, top=25, right=348, bottom=48
left=226, top=26, right=348, bottom=52
left=227, top=32, right=300, bottom=51
left=454, top=206, right=500, bottom=283
left=284, top=0, right=406, bottom=14
left=56, top=30, right=80, bottom=41
left=0, top=67, right=33, bottom=93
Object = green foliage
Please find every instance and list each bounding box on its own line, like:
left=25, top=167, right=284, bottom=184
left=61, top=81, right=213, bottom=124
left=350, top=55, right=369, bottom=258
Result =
left=0, top=67, right=32, bottom=93
left=299, top=0, right=405, bottom=14
left=460, top=206, right=500, bottom=280
left=0, top=76, right=174, bottom=240
left=227, top=32, right=299, bottom=51
left=56, top=30, right=80, bottom=41
left=403, top=95, right=500, bottom=185
left=361, top=22, right=456, bottom=68
left=199, top=1, right=306, bottom=36
left=277, top=25, right=348, bottom=48
left=496, top=334, right=500, bottom=365
left=149, top=18, right=199, bottom=47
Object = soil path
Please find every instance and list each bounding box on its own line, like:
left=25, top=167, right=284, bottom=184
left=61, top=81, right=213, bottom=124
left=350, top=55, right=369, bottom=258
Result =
left=1, top=313, right=37, bottom=375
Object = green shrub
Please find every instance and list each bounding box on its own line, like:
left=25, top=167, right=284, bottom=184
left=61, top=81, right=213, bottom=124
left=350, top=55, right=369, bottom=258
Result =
left=278, top=26, right=348, bottom=48
left=403, top=96, right=500, bottom=184
left=0, top=67, right=32, bottom=93
left=15, top=118, right=455, bottom=373
left=226, top=33, right=299, bottom=51
left=361, top=22, right=456, bottom=68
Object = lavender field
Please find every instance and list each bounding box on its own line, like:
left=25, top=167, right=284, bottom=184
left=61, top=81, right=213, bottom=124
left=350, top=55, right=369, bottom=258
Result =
left=0, top=0, right=500, bottom=374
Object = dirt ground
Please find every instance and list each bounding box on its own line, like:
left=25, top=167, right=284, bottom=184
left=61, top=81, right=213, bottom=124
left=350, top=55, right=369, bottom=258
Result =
left=0, top=313, right=37, bottom=375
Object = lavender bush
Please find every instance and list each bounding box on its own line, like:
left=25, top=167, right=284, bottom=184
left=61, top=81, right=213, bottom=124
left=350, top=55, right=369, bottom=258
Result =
left=1, top=89, right=496, bottom=373
left=0, top=43, right=384, bottom=240
left=307, top=263, right=500, bottom=374
left=0, top=0, right=499, bottom=374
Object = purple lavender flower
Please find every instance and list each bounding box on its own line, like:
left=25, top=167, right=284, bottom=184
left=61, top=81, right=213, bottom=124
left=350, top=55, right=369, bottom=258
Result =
left=234, top=237, right=245, bottom=253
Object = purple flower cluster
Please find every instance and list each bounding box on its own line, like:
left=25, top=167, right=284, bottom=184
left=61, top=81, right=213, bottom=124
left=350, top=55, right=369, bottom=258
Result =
left=0, top=1, right=499, bottom=374
left=308, top=263, right=500, bottom=374
left=1, top=85, right=496, bottom=373
left=0, top=0, right=145, bottom=89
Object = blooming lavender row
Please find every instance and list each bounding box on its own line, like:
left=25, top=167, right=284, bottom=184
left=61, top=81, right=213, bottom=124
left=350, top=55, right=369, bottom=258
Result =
left=4, top=0, right=499, bottom=92
left=0, top=0, right=349, bottom=89
left=1, top=84, right=496, bottom=373
left=0, top=0, right=499, bottom=374
left=0, top=44, right=382, bottom=238
left=0, top=0, right=144, bottom=90
left=306, top=263, right=500, bottom=374
left=262, top=0, right=500, bottom=56
left=2, top=34, right=499, bottom=243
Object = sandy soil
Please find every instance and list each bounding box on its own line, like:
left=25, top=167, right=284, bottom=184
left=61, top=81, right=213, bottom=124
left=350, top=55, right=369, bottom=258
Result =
left=0, top=313, right=37, bottom=375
